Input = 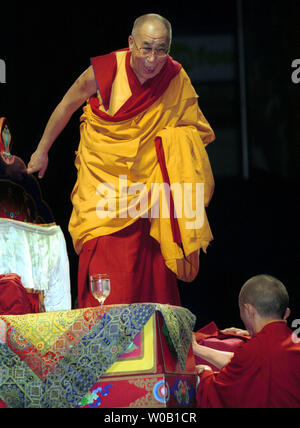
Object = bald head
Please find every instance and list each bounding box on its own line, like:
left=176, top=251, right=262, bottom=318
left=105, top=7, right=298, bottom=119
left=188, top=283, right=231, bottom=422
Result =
left=239, top=275, right=289, bottom=319
left=132, top=14, right=172, bottom=48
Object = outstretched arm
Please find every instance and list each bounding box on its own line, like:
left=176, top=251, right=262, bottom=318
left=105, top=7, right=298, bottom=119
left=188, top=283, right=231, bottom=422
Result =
left=27, top=66, right=97, bottom=178
left=192, top=335, right=234, bottom=370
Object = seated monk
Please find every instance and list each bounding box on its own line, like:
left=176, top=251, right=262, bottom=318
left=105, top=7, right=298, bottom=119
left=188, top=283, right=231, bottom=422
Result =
left=0, top=117, right=71, bottom=314
left=194, top=275, right=300, bottom=408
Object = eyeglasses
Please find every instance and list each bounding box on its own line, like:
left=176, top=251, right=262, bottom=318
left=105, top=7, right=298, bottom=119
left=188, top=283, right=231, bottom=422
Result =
left=131, top=36, right=169, bottom=58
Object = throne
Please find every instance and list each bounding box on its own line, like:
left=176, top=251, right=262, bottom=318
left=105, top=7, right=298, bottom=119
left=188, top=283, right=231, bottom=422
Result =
left=0, top=117, right=71, bottom=314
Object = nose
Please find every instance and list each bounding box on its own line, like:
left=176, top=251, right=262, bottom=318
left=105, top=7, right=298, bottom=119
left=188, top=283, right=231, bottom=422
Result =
left=146, top=53, right=156, bottom=63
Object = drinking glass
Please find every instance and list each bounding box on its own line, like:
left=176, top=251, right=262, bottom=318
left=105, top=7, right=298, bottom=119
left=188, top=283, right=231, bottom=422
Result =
left=90, top=274, right=111, bottom=305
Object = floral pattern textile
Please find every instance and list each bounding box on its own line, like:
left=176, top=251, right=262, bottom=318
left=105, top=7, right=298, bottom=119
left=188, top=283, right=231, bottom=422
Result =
left=0, top=304, right=195, bottom=408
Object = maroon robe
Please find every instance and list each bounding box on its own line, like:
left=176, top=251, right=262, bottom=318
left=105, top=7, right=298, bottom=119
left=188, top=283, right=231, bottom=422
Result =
left=78, top=219, right=180, bottom=308
left=196, top=321, right=300, bottom=408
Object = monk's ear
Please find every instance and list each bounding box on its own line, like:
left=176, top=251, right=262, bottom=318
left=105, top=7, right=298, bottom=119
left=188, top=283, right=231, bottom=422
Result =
left=128, top=36, right=134, bottom=51
left=284, top=307, right=291, bottom=320
left=244, top=303, right=256, bottom=320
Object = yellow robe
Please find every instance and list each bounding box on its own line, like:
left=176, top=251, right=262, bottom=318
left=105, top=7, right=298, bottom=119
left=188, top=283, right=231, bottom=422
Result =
left=69, top=50, right=215, bottom=281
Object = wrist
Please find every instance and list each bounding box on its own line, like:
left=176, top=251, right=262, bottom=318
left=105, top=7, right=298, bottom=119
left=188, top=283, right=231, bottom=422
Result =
left=36, top=143, right=49, bottom=156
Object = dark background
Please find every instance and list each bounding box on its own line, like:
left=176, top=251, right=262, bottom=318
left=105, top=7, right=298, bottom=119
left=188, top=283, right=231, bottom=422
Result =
left=1, top=0, right=299, bottom=331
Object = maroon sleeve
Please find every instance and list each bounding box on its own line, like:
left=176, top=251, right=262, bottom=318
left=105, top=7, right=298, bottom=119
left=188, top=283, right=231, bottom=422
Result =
left=196, top=337, right=266, bottom=408
left=90, top=52, right=117, bottom=111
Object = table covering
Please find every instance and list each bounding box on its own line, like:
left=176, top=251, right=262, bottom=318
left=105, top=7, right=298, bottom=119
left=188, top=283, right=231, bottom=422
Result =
left=0, top=303, right=195, bottom=408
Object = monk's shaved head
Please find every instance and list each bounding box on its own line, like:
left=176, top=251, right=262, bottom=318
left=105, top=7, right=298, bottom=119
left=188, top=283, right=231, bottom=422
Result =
left=132, top=14, right=172, bottom=47
left=239, top=275, right=289, bottom=318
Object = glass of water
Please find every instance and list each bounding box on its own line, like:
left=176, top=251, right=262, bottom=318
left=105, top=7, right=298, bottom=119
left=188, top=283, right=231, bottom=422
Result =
left=90, top=274, right=111, bottom=306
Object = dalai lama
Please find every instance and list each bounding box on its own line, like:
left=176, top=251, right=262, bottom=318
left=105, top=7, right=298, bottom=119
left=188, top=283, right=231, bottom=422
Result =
left=27, top=13, right=215, bottom=307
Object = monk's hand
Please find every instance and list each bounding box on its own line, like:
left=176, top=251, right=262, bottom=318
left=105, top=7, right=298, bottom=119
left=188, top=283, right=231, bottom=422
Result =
left=221, top=327, right=250, bottom=336
left=196, top=364, right=213, bottom=375
left=192, top=333, right=199, bottom=353
left=27, top=149, right=49, bottom=179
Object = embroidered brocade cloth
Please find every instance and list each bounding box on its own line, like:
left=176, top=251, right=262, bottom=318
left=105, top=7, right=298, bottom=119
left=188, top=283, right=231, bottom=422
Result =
left=0, top=303, right=195, bottom=408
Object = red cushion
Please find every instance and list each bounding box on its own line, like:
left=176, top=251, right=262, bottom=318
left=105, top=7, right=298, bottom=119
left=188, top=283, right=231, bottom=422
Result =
left=0, top=274, right=33, bottom=315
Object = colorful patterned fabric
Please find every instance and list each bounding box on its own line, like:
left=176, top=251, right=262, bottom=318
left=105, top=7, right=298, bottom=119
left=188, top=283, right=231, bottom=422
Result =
left=0, top=304, right=195, bottom=408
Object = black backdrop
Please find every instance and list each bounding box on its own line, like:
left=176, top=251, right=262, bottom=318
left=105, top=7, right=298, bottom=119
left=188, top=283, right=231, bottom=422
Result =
left=1, top=1, right=299, bottom=331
